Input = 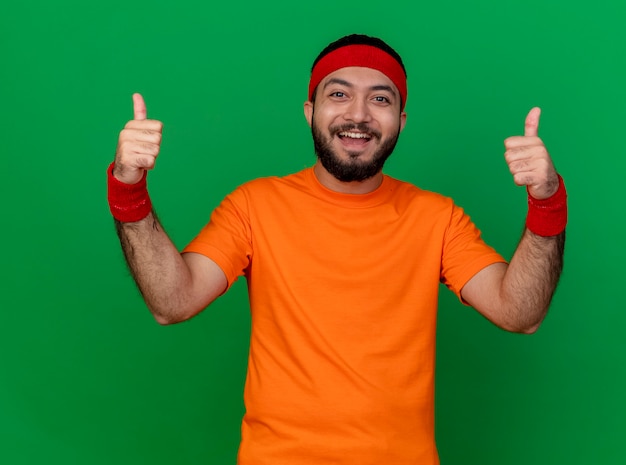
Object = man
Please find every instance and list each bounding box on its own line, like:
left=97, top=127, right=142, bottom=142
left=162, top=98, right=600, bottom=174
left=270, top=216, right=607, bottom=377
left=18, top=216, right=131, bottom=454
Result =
left=108, top=34, right=566, bottom=464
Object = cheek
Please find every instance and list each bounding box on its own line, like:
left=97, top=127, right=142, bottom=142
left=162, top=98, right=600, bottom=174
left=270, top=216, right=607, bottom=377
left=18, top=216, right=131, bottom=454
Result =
left=317, top=106, right=339, bottom=122
left=378, top=113, right=402, bottom=133
left=313, top=110, right=342, bottom=133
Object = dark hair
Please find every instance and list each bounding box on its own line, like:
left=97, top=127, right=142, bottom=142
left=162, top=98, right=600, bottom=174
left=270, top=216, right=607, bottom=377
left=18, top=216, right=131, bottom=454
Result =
left=311, top=34, right=407, bottom=76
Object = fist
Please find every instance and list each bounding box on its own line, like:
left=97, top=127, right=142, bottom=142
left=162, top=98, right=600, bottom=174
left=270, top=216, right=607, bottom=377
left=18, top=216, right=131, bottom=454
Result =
left=504, top=107, right=559, bottom=200
left=113, top=93, right=163, bottom=185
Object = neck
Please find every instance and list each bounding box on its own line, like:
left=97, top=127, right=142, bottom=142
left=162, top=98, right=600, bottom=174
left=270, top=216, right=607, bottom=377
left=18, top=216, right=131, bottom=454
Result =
left=313, top=162, right=383, bottom=194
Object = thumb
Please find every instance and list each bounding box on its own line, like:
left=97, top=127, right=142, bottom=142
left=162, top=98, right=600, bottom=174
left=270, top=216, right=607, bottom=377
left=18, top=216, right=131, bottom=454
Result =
left=133, top=93, right=147, bottom=120
left=524, top=107, right=541, bottom=137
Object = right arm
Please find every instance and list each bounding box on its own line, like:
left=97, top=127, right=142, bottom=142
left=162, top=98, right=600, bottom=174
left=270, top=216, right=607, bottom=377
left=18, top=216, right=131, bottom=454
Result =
left=111, top=94, right=227, bottom=324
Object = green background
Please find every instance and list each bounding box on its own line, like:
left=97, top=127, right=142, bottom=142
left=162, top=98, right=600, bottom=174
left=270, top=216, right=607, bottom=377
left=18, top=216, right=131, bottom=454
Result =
left=1, top=0, right=624, bottom=463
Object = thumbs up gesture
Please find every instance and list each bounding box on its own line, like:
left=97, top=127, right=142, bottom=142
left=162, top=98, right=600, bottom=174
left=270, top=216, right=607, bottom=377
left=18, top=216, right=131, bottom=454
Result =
left=113, top=93, right=164, bottom=185
left=504, top=108, right=559, bottom=200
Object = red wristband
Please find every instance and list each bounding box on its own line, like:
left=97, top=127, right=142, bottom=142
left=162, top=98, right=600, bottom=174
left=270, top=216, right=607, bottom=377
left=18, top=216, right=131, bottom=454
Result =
left=526, top=174, right=567, bottom=236
left=107, top=163, right=152, bottom=222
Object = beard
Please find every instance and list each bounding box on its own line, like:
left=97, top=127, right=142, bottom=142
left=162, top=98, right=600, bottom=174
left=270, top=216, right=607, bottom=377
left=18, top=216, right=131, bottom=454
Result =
left=311, top=114, right=401, bottom=183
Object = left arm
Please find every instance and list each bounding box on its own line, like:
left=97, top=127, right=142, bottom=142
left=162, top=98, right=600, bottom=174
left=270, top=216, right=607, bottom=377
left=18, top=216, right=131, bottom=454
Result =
left=461, top=107, right=567, bottom=333
left=461, top=230, right=564, bottom=334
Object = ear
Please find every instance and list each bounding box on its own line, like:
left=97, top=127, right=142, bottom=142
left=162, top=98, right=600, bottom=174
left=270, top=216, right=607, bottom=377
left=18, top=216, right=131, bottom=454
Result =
left=304, top=101, right=314, bottom=127
left=399, top=111, right=407, bottom=132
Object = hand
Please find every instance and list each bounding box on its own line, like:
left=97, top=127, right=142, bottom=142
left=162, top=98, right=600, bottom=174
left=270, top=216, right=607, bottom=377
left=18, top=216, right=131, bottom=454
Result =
left=113, top=93, right=164, bottom=184
left=504, top=107, right=559, bottom=200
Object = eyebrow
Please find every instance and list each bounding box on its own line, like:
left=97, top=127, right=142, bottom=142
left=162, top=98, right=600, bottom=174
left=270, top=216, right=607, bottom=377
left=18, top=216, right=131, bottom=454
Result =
left=323, top=78, right=352, bottom=89
left=323, top=78, right=398, bottom=97
left=370, top=84, right=397, bottom=96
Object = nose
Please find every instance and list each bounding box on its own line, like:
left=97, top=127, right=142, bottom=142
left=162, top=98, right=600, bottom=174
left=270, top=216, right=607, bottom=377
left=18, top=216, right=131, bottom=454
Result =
left=343, top=97, right=372, bottom=123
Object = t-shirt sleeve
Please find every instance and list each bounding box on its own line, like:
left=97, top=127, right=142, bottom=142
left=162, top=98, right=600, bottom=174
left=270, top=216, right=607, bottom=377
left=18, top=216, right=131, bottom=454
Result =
left=182, top=186, right=253, bottom=289
left=440, top=203, right=507, bottom=303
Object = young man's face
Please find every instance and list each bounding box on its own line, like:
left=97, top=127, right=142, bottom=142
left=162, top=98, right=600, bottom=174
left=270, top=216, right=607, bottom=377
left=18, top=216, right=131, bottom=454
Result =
left=304, top=66, right=407, bottom=183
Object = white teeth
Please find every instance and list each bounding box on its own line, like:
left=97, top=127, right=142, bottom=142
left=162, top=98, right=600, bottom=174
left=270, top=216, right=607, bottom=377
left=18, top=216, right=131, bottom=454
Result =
left=339, top=132, right=371, bottom=139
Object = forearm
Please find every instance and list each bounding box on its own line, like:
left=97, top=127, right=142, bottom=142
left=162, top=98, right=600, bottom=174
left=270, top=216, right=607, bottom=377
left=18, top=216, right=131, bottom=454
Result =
left=499, top=228, right=565, bottom=333
left=110, top=95, right=228, bottom=324
left=463, top=107, right=567, bottom=333
left=115, top=211, right=198, bottom=324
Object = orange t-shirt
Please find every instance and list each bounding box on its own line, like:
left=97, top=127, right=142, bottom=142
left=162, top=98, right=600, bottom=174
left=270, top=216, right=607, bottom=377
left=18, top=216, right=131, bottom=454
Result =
left=183, top=168, right=505, bottom=465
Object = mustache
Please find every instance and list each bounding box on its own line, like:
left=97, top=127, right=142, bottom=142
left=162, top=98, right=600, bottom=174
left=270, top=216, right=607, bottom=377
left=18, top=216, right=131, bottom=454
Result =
left=329, top=123, right=382, bottom=140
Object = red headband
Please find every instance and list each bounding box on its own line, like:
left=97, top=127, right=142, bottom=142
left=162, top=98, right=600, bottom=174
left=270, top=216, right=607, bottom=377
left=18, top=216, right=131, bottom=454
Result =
left=308, top=44, right=407, bottom=110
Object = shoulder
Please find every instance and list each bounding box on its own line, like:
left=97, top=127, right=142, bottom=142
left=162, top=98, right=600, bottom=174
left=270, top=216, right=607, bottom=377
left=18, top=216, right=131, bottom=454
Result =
left=383, top=174, right=457, bottom=212
left=238, top=169, right=309, bottom=191
left=222, top=169, right=312, bottom=212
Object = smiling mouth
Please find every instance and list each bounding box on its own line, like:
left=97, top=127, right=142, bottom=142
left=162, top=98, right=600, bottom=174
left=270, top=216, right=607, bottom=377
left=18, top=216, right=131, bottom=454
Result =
left=338, top=131, right=372, bottom=141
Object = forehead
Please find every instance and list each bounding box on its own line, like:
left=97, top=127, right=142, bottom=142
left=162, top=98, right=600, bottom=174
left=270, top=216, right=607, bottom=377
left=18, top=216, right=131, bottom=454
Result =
left=320, top=66, right=398, bottom=94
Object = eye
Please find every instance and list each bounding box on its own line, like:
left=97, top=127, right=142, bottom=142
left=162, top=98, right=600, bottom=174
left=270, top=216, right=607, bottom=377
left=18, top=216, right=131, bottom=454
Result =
left=373, top=96, right=391, bottom=104
left=330, top=91, right=346, bottom=98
